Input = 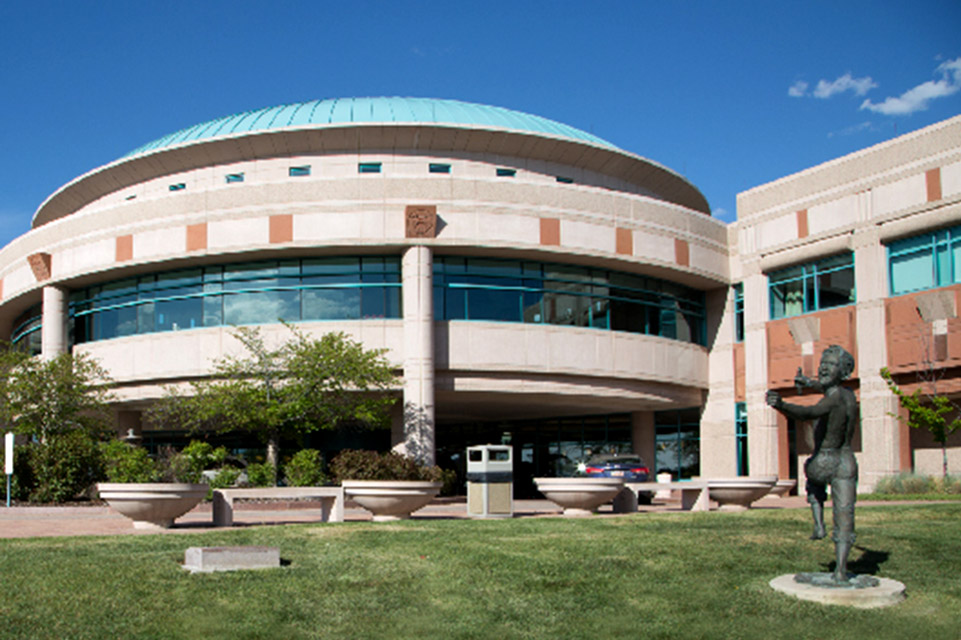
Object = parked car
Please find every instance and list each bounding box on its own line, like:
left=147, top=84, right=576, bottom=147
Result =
left=583, top=454, right=652, bottom=504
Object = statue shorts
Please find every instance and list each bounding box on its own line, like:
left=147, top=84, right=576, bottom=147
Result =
left=805, top=447, right=858, bottom=544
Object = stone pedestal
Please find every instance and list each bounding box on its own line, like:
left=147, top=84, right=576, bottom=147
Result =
left=769, top=573, right=906, bottom=608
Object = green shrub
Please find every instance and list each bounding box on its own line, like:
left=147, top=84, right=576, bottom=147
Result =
left=28, top=432, right=104, bottom=503
left=246, top=462, right=277, bottom=487
left=330, top=449, right=443, bottom=483
left=100, top=440, right=159, bottom=483
left=159, top=441, right=228, bottom=483
left=875, top=472, right=959, bottom=495
left=209, top=467, right=242, bottom=490
left=1, top=446, right=34, bottom=503
left=284, top=449, right=327, bottom=486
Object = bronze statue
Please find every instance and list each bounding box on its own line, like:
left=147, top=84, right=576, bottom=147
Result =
left=767, top=345, right=870, bottom=586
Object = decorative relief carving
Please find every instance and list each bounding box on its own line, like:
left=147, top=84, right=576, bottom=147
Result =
left=405, top=205, right=437, bottom=239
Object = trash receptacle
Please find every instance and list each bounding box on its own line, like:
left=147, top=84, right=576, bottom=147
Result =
left=466, top=445, right=513, bottom=519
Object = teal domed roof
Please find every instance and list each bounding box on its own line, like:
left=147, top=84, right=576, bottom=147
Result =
left=125, top=97, right=618, bottom=157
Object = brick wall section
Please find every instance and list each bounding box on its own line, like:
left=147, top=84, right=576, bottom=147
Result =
left=767, top=306, right=858, bottom=388
left=540, top=218, right=560, bottom=246
left=886, top=284, right=961, bottom=373
left=186, top=223, right=207, bottom=252
left=115, top=235, right=133, bottom=262
left=269, top=214, right=293, bottom=244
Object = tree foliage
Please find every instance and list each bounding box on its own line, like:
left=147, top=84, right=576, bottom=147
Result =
left=146, top=326, right=397, bottom=473
left=881, top=366, right=961, bottom=477
left=0, top=347, right=114, bottom=441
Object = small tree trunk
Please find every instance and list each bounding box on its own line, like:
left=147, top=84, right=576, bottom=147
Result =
left=944, top=445, right=949, bottom=479
left=267, top=434, right=280, bottom=485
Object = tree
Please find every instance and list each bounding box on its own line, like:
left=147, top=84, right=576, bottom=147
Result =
left=881, top=366, right=961, bottom=478
left=1, top=348, right=114, bottom=442
left=147, top=325, right=397, bottom=475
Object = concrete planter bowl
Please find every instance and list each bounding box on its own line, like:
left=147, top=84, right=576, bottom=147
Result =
left=707, top=477, right=777, bottom=511
left=534, top=477, right=625, bottom=516
left=97, top=483, right=209, bottom=529
left=342, top=480, right=442, bottom=522
left=770, top=478, right=797, bottom=498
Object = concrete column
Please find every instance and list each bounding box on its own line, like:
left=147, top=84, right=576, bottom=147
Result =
left=853, top=223, right=900, bottom=491
left=700, top=286, right=739, bottom=477
left=396, top=246, right=435, bottom=465
left=630, top=411, right=656, bottom=470
left=743, top=266, right=779, bottom=477
left=40, top=285, right=68, bottom=360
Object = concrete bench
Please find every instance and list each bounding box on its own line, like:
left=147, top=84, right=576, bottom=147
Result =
left=622, top=481, right=710, bottom=512
left=212, top=486, right=345, bottom=526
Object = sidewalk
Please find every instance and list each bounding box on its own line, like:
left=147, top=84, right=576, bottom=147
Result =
left=0, top=495, right=812, bottom=540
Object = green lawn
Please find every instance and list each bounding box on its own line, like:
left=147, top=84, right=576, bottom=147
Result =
left=1, top=505, right=959, bottom=640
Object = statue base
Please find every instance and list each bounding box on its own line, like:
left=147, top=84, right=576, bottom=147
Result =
left=769, top=573, right=906, bottom=608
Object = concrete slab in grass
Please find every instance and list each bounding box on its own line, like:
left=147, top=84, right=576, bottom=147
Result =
left=184, top=546, right=281, bottom=573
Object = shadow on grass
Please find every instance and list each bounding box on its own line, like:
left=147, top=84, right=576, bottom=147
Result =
left=821, top=546, right=890, bottom=575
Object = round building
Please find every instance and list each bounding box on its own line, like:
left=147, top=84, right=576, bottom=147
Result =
left=0, top=97, right=731, bottom=493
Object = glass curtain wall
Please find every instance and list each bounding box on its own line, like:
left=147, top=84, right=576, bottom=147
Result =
left=654, top=408, right=701, bottom=480
left=768, top=253, right=855, bottom=319
left=888, top=224, right=961, bottom=295
left=67, top=256, right=401, bottom=344
left=433, top=257, right=706, bottom=345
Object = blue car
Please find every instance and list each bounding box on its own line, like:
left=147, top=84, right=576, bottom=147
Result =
left=583, top=454, right=653, bottom=504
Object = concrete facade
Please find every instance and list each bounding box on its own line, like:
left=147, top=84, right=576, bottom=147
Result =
left=1, top=98, right=959, bottom=489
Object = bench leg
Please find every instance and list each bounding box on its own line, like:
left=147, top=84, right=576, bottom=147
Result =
left=682, top=487, right=710, bottom=512
left=212, top=491, right=234, bottom=526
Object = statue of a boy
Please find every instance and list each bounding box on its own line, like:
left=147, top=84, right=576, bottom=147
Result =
left=766, top=345, right=859, bottom=584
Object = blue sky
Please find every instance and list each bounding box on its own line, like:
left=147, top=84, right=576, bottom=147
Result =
left=1, top=1, right=959, bottom=249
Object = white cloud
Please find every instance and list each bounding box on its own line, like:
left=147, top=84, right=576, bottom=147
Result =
left=788, top=81, right=808, bottom=98
left=827, top=121, right=874, bottom=138
left=712, top=207, right=733, bottom=221
left=813, top=73, right=878, bottom=99
left=861, top=57, right=961, bottom=116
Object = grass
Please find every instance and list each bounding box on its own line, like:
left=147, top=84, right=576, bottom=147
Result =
left=1, top=505, right=959, bottom=640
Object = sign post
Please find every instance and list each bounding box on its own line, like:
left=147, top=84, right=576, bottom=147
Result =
left=4, top=432, right=13, bottom=507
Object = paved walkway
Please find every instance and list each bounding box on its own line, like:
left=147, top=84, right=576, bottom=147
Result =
left=0, top=495, right=812, bottom=539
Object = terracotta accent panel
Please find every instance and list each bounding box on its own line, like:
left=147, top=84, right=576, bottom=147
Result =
left=186, top=223, right=207, bottom=252
left=897, top=405, right=912, bottom=472
left=27, top=253, right=52, bottom=282
left=615, top=227, right=633, bottom=256
left=405, top=205, right=437, bottom=239
left=796, top=209, right=809, bottom=239
left=269, top=214, right=294, bottom=244
left=926, top=167, right=942, bottom=203
left=768, top=307, right=857, bottom=388
left=674, top=238, right=689, bottom=267
left=733, top=342, right=746, bottom=402
left=886, top=284, right=961, bottom=373
left=540, top=218, right=560, bottom=246
left=115, top=235, right=133, bottom=262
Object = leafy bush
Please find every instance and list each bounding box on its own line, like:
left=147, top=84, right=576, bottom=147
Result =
left=330, top=449, right=443, bottom=483
left=874, top=473, right=961, bottom=495
left=284, top=449, right=327, bottom=486
left=159, top=441, right=228, bottom=483
left=209, top=467, right=242, bottom=490
left=246, top=462, right=277, bottom=487
left=1, top=446, right=34, bottom=503
left=100, top=440, right=159, bottom=483
left=27, top=432, right=104, bottom=503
